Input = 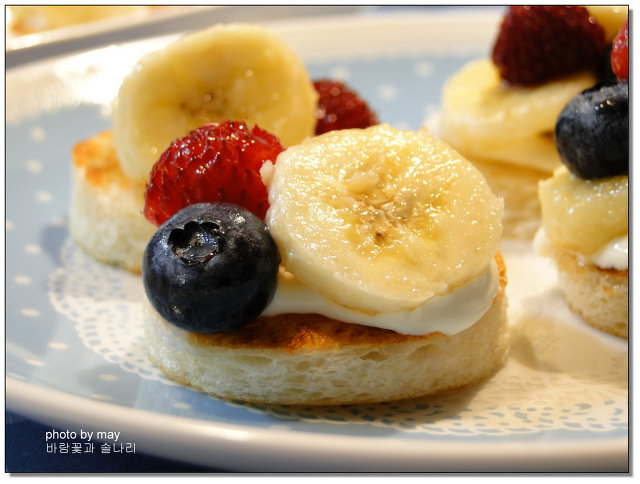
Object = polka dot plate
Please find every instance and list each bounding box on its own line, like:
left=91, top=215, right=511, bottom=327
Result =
left=6, top=9, right=628, bottom=472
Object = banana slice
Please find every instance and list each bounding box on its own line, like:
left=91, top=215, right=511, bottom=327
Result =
left=266, top=124, right=503, bottom=314
left=586, top=5, right=628, bottom=41
left=439, top=59, right=595, bottom=171
left=456, top=132, right=562, bottom=174
left=538, top=166, right=628, bottom=255
left=113, top=23, right=318, bottom=183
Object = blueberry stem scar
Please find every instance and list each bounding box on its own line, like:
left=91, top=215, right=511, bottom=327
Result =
left=169, top=221, right=222, bottom=265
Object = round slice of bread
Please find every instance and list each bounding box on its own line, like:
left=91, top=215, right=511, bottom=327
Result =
left=143, top=254, right=509, bottom=406
left=553, top=247, right=628, bottom=339
left=69, top=131, right=156, bottom=274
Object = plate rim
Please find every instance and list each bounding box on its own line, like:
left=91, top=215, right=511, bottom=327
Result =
left=6, top=9, right=629, bottom=472
left=6, top=378, right=629, bottom=472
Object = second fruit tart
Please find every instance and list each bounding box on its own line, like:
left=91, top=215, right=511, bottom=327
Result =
left=69, top=23, right=318, bottom=273
left=143, top=124, right=509, bottom=406
left=536, top=39, right=629, bottom=340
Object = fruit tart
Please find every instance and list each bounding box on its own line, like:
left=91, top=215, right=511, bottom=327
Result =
left=141, top=123, right=508, bottom=406
left=432, top=5, right=628, bottom=239
left=69, top=23, right=319, bottom=273
left=536, top=19, right=629, bottom=339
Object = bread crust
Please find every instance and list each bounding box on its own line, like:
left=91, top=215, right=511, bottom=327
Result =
left=72, top=130, right=134, bottom=189
left=144, top=254, right=509, bottom=405
left=553, top=247, right=628, bottom=339
left=69, top=131, right=155, bottom=273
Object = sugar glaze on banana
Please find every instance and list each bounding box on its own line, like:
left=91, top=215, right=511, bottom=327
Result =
left=263, top=259, right=499, bottom=336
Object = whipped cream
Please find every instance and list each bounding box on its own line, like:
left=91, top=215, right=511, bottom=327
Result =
left=533, top=227, right=628, bottom=270
left=262, top=260, right=499, bottom=336
left=532, top=226, right=554, bottom=258
left=591, top=236, right=628, bottom=270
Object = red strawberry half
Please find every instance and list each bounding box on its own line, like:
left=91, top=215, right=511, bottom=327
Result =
left=144, top=121, right=284, bottom=226
left=314, top=79, right=378, bottom=135
left=492, top=6, right=606, bottom=86
left=611, top=18, right=629, bottom=80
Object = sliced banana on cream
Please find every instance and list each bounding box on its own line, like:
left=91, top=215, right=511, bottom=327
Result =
left=113, top=23, right=318, bottom=183
left=266, top=124, right=503, bottom=314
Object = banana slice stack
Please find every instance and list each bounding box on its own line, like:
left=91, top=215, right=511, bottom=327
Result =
left=439, top=59, right=595, bottom=173
left=438, top=5, right=628, bottom=173
left=113, top=23, right=318, bottom=183
left=266, top=124, right=503, bottom=314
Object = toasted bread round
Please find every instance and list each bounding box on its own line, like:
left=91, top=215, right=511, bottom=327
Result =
left=69, top=131, right=156, bottom=274
left=143, top=254, right=508, bottom=406
left=553, top=247, right=628, bottom=339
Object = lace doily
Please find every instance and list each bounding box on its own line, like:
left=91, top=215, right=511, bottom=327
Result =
left=49, top=238, right=628, bottom=436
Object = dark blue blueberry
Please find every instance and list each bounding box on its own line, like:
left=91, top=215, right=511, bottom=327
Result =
left=143, top=202, right=280, bottom=333
left=555, top=81, right=629, bottom=180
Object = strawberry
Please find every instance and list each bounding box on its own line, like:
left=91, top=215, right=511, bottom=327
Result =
left=611, top=19, right=629, bottom=80
left=144, top=122, right=284, bottom=226
left=492, top=6, right=606, bottom=86
left=313, top=79, right=378, bottom=135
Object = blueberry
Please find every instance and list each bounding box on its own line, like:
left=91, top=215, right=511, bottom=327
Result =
left=143, top=202, right=280, bottom=333
left=555, top=81, right=629, bottom=180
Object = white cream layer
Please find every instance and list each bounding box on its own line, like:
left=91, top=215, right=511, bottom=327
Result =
left=591, top=236, right=628, bottom=269
left=533, top=227, right=629, bottom=270
left=262, top=260, right=499, bottom=336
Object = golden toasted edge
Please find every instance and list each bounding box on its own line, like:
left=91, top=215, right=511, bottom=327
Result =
left=72, top=130, right=139, bottom=190
left=70, top=130, right=155, bottom=274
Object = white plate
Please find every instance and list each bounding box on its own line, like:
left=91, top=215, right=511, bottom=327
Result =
left=6, top=7, right=216, bottom=60
left=5, top=11, right=628, bottom=472
left=5, top=5, right=362, bottom=68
